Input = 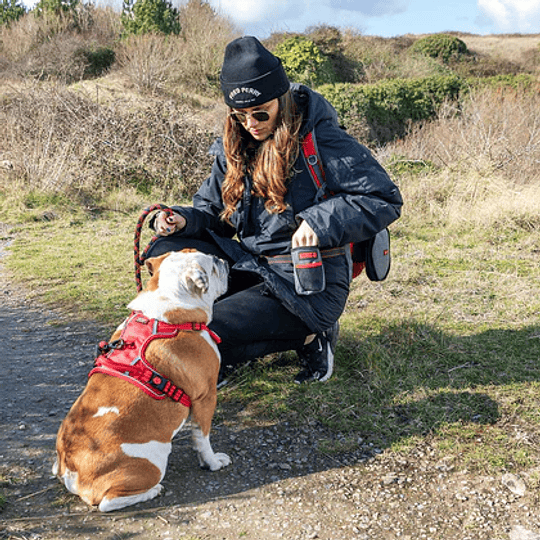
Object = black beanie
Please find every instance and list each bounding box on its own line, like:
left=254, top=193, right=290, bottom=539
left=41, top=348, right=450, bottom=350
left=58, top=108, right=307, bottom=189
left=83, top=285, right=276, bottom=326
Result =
left=220, top=36, right=290, bottom=108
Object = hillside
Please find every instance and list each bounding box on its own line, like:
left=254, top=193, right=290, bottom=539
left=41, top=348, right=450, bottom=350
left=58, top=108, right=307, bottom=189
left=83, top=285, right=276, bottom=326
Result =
left=1, top=6, right=540, bottom=539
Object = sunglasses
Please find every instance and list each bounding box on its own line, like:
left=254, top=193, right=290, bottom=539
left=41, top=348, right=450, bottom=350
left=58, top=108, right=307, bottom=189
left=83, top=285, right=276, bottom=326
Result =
left=230, top=110, right=271, bottom=123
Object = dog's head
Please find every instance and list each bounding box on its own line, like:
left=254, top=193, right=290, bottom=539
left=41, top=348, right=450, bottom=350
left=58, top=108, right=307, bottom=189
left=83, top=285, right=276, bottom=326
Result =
left=128, top=249, right=229, bottom=320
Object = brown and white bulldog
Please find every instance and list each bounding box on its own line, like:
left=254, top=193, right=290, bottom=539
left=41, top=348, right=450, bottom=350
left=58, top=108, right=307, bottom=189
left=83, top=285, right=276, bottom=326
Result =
left=53, top=249, right=230, bottom=512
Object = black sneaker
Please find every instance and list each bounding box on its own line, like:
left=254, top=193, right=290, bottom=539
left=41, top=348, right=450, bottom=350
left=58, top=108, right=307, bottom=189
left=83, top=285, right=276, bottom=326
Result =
left=217, top=371, right=230, bottom=390
left=217, top=363, right=235, bottom=390
left=294, top=321, right=339, bottom=384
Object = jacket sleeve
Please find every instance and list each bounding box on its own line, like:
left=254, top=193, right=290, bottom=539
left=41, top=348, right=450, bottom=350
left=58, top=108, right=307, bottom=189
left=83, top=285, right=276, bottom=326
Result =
left=297, top=119, right=402, bottom=248
left=169, top=152, right=236, bottom=239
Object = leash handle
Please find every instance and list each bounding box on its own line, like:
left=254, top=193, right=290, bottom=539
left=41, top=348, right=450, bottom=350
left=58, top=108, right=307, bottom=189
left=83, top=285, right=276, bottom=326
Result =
left=134, top=204, right=173, bottom=292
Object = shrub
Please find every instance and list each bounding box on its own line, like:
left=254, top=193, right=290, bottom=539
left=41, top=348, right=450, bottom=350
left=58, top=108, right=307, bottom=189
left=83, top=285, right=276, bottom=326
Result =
left=0, top=85, right=214, bottom=199
left=174, top=0, right=239, bottom=91
left=121, top=0, right=181, bottom=36
left=1, top=0, right=25, bottom=26
left=410, top=34, right=469, bottom=64
left=468, top=73, right=538, bottom=92
left=117, top=33, right=180, bottom=93
left=319, top=75, right=465, bottom=142
left=273, top=35, right=336, bottom=86
left=34, top=0, right=79, bottom=17
left=305, top=25, right=360, bottom=83
left=77, top=46, right=116, bottom=77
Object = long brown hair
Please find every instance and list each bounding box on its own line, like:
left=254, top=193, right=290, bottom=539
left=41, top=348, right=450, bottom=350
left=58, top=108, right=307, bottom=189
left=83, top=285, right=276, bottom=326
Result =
left=221, top=90, right=302, bottom=222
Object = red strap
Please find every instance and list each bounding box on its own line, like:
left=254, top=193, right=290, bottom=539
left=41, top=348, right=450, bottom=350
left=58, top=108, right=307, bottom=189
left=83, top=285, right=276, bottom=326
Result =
left=302, top=132, right=364, bottom=279
left=302, top=132, right=326, bottom=190
left=172, top=321, right=222, bottom=344
left=89, top=312, right=221, bottom=405
left=90, top=361, right=192, bottom=407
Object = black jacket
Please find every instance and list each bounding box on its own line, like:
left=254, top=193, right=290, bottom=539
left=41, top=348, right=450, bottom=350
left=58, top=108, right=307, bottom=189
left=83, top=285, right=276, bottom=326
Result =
left=171, top=84, right=402, bottom=332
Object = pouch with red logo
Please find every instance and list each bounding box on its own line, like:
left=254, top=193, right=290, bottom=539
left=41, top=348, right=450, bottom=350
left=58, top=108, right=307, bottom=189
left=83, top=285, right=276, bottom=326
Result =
left=291, top=246, right=326, bottom=295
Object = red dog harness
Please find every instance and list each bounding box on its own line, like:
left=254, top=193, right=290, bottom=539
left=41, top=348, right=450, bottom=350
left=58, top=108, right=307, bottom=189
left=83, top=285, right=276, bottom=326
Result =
left=89, top=311, right=221, bottom=406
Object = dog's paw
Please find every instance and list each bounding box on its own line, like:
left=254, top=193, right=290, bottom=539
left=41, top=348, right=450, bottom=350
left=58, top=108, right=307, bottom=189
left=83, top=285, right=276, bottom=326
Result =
left=99, top=484, right=163, bottom=512
left=200, top=452, right=231, bottom=471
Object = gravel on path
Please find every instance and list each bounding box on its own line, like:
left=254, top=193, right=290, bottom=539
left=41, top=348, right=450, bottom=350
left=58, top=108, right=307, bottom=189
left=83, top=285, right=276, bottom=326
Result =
left=1, top=230, right=539, bottom=540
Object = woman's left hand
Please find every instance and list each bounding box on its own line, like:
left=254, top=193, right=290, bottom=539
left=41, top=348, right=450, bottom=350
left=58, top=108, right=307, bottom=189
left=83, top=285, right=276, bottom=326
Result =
left=292, top=220, right=319, bottom=248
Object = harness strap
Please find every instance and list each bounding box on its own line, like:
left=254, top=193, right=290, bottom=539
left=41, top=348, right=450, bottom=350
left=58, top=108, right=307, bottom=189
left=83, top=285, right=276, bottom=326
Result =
left=91, top=357, right=192, bottom=406
left=89, top=312, right=221, bottom=405
left=302, top=131, right=329, bottom=201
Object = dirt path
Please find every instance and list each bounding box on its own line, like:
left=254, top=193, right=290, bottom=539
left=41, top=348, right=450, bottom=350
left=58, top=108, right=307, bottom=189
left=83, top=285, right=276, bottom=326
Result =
left=1, top=231, right=540, bottom=540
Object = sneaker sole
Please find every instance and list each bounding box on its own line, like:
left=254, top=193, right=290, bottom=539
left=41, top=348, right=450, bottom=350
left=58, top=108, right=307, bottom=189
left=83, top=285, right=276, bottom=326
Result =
left=217, top=378, right=229, bottom=390
left=317, top=342, right=334, bottom=382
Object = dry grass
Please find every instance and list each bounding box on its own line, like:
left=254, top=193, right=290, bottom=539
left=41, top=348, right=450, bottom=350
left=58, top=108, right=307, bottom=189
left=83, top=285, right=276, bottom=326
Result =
left=459, top=33, right=540, bottom=66
left=0, top=6, right=119, bottom=82
left=116, top=1, right=239, bottom=94
left=117, top=34, right=182, bottom=94
left=383, top=86, right=540, bottom=231
left=0, top=83, right=215, bottom=210
left=175, top=0, right=240, bottom=89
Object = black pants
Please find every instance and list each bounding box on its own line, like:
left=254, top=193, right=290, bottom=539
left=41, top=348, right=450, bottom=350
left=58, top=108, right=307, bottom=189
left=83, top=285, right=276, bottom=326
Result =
left=145, top=237, right=311, bottom=369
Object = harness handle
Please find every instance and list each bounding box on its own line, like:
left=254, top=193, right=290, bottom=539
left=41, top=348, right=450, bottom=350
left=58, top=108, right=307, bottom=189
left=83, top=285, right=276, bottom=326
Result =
left=134, top=204, right=173, bottom=292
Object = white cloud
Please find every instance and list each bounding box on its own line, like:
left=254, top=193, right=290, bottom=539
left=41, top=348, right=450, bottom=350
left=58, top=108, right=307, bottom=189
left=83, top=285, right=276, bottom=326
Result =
left=326, top=0, right=407, bottom=17
left=478, top=0, right=540, bottom=32
left=208, top=0, right=408, bottom=28
left=208, top=0, right=301, bottom=25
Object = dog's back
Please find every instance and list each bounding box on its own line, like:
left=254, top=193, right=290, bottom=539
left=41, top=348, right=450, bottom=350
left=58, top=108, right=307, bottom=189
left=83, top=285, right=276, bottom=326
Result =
left=54, top=250, right=230, bottom=512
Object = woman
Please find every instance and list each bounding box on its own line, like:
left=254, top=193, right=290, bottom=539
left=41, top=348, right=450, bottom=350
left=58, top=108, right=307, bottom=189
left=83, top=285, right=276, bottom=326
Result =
left=148, top=36, right=402, bottom=385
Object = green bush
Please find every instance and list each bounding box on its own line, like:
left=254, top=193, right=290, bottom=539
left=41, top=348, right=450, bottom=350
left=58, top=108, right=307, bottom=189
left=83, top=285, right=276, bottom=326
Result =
left=468, top=73, right=538, bottom=92
left=121, top=0, right=181, bottom=36
left=1, top=0, right=26, bottom=26
left=305, top=25, right=361, bottom=83
left=410, top=34, right=469, bottom=64
left=273, top=35, right=336, bottom=86
left=34, top=0, right=79, bottom=17
left=319, top=75, right=465, bottom=142
left=76, top=46, right=116, bottom=77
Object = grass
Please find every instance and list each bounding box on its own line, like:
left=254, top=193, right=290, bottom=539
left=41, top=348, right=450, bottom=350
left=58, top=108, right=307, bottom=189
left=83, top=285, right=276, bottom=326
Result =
left=2, top=206, right=167, bottom=324
left=3, top=159, right=540, bottom=480
left=2, top=26, right=540, bottom=486
left=213, top=204, right=540, bottom=472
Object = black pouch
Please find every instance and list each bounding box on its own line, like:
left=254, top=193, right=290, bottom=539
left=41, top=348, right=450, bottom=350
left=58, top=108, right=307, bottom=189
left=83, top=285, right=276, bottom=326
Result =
left=352, top=228, right=391, bottom=282
left=291, top=246, right=326, bottom=295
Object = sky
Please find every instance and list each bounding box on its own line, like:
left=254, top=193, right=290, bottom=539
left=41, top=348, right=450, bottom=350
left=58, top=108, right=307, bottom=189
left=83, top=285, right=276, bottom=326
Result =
left=204, top=0, right=540, bottom=38
left=20, top=0, right=540, bottom=38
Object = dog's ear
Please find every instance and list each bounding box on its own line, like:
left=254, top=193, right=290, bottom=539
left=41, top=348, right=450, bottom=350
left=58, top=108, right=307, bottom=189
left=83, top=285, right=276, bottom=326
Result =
left=145, top=253, right=170, bottom=276
left=184, top=265, right=209, bottom=297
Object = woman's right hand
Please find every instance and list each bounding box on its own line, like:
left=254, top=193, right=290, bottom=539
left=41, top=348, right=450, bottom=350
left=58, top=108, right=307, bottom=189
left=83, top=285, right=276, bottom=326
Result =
left=155, top=211, right=186, bottom=236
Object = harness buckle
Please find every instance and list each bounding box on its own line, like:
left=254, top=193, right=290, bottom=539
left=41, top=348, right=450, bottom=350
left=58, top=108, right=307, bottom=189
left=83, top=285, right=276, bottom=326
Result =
left=96, top=339, right=125, bottom=356
left=148, top=371, right=168, bottom=392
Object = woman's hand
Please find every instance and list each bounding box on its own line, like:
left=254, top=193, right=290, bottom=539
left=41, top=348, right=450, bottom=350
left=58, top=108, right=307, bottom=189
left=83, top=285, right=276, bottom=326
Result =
left=155, top=211, right=186, bottom=236
left=292, top=220, right=319, bottom=248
